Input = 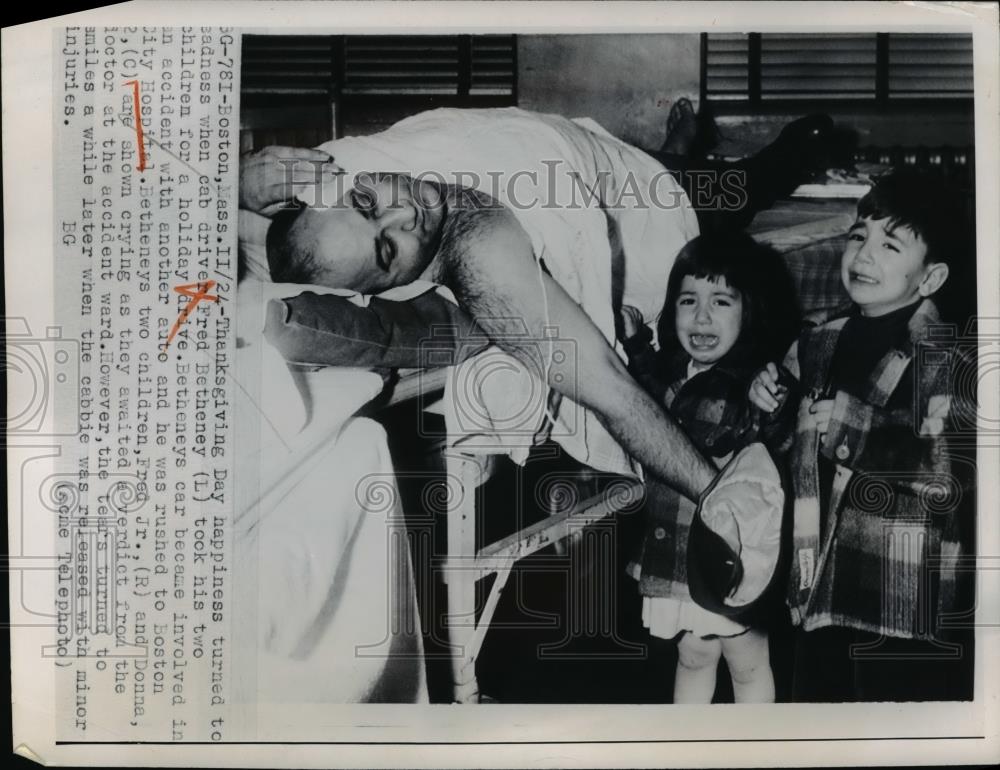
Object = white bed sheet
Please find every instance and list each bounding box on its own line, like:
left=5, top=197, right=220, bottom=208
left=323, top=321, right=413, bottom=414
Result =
left=232, top=279, right=428, bottom=705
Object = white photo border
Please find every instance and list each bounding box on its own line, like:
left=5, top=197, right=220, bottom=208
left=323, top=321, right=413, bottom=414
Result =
left=4, top=2, right=999, bottom=767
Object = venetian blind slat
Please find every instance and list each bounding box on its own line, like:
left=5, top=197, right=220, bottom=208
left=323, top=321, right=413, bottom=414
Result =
left=705, top=33, right=749, bottom=99
left=471, top=35, right=516, bottom=95
left=241, top=35, right=334, bottom=95
left=761, top=34, right=876, bottom=99
left=704, top=32, right=972, bottom=101
left=888, top=34, right=973, bottom=98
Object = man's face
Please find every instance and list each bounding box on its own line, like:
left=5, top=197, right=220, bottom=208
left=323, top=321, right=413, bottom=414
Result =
left=841, top=216, right=935, bottom=317
left=299, top=173, right=445, bottom=294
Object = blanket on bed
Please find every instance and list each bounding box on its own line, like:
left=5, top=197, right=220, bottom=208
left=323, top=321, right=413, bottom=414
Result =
left=260, top=107, right=700, bottom=475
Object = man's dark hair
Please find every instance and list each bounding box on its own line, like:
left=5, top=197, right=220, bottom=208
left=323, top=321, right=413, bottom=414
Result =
left=266, top=200, right=320, bottom=283
left=856, top=166, right=968, bottom=268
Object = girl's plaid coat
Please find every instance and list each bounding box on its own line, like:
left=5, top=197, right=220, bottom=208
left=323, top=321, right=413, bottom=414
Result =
left=624, top=344, right=759, bottom=598
left=764, top=299, right=974, bottom=640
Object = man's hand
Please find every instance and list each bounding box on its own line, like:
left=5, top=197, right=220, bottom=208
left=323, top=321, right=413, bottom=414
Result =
left=619, top=304, right=644, bottom=340
left=239, top=146, right=342, bottom=215
left=749, top=363, right=788, bottom=413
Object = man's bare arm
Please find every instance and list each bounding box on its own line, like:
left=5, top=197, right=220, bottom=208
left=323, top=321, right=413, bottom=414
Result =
left=441, top=210, right=716, bottom=502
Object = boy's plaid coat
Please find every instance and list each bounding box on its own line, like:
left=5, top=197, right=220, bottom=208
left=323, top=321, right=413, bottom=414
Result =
left=765, top=299, right=973, bottom=640
left=625, top=346, right=759, bottom=598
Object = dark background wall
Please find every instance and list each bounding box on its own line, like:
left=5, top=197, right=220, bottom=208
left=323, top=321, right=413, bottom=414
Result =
left=515, top=35, right=974, bottom=155
left=517, top=34, right=702, bottom=151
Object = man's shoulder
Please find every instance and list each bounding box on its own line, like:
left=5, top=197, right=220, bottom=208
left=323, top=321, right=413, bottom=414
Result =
left=439, top=198, right=530, bottom=263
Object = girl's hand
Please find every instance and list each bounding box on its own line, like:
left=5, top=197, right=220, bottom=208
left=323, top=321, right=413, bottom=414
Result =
left=239, top=146, right=343, bottom=214
left=749, top=363, right=788, bottom=413
left=808, top=399, right=834, bottom=441
left=619, top=304, right=644, bottom=340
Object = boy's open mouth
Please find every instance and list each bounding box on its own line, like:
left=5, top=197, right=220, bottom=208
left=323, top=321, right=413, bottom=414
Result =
left=849, top=270, right=879, bottom=285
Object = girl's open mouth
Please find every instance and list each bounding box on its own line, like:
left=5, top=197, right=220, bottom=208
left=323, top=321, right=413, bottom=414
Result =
left=689, top=334, right=719, bottom=348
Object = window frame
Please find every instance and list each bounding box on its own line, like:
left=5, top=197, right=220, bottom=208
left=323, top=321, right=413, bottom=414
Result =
left=241, top=35, right=518, bottom=107
left=699, top=32, right=974, bottom=113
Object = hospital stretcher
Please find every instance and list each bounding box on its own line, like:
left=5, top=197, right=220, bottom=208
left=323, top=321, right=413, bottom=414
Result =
left=382, top=367, right=642, bottom=704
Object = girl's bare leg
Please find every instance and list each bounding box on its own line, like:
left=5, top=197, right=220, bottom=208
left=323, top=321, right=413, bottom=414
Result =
left=721, top=629, right=775, bottom=703
left=674, top=632, right=723, bottom=704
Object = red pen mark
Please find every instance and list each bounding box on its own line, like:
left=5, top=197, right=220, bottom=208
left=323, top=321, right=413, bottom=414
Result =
left=123, top=80, right=146, bottom=171
left=163, top=281, right=219, bottom=351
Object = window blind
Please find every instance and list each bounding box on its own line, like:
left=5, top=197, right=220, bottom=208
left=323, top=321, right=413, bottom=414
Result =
left=241, top=35, right=336, bottom=95
left=241, top=34, right=516, bottom=98
left=704, top=33, right=750, bottom=100
left=343, top=36, right=461, bottom=95
left=760, top=34, right=877, bottom=100
left=887, top=33, right=973, bottom=99
left=342, top=35, right=516, bottom=96
left=704, top=32, right=973, bottom=102
left=470, top=35, right=517, bottom=96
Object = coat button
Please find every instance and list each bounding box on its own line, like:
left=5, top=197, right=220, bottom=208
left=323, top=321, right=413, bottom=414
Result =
left=836, top=443, right=850, bottom=461
left=654, top=527, right=666, bottom=540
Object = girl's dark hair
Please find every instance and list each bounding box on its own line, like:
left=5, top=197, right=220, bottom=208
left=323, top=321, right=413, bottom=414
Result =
left=656, top=232, right=800, bottom=366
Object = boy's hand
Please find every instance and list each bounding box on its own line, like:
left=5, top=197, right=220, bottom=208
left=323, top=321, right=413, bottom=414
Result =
left=807, top=399, right=834, bottom=440
left=749, top=363, right=788, bottom=413
left=619, top=304, right=644, bottom=340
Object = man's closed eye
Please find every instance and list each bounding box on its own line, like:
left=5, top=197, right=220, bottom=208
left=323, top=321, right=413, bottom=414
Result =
left=352, top=189, right=376, bottom=216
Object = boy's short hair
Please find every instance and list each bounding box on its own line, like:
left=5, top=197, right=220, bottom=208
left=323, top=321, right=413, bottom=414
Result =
left=856, top=166, right=968, bottom=268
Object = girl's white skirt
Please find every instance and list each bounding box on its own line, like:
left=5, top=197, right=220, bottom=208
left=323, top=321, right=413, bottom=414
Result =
left=641, top=595, right=748, bottom=640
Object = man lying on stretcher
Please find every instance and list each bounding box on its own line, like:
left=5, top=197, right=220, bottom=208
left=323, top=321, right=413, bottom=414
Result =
left=239, top=107, right=830, bottom=536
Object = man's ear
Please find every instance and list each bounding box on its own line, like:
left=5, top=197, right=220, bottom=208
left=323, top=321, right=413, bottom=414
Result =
left=919, top=262, right=950, bottom=298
